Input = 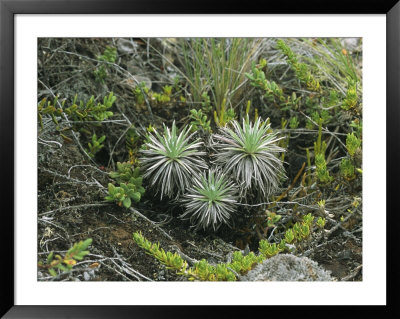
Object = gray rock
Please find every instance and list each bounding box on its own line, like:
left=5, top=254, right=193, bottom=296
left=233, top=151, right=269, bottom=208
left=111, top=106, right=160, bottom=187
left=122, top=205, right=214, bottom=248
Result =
left=239, top=254, right=333, bottom=281
left=117, top=38, right=138, bottom=54
left=341, top=38, right=361, bottom=53
left=123, top=61, right=152, bottom=90
left=83, top=271, right=91, bottom=281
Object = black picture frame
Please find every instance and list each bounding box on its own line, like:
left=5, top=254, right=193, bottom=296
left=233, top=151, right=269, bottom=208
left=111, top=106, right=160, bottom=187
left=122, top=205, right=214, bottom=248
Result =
left=1, top=0, right=398, bottom=318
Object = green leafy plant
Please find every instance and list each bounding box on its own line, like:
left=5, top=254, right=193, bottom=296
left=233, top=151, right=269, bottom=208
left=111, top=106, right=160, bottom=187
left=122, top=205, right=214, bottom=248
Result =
left=213, top=98, right=236, bottom=127
left=276, top=39, right=321, bottom=92
left=105, top=162, right=145, bottom=208
left=187, top=260, right=237, bottom=281
left=211, top=116, right=285, bottom=198
left=283, top=92, right=301, bottom=111
left=340, top=158, right=356, bottom=180
left=245, top=60, right=285, bottom=105
left=265, top=211, right=281, bottom=228
left=133, top=81, right=150, bottom=106
left=150, top=85, right=173, bottom=104
left=133, top=211, right=325, bottom=281
left=311, top=109, right=331, bottom=126
left=292, top=222, right=310, bottom=241
left=38, top=93, right=116, bottom=129
left=201, top=92, right=212, bottom=114
left=315, top=153, right=333, bottom=183
left=179, top=169, right=239, bottom=231
left=140, top=121, right=208, bottom=199
left=313, top=119, right=333, bottom=183
left=65, top=92, right=115, bottom=122
left=94, top=46, right=117, bottom=83
left=86, top=133, right=106, bottom=158
left=133, top=231, right=189, bottom=272
left=316, top=217, right=326, bottom=229
left=302, top=212, right=315, bottom=227
left=289, top=213, right=316, bottom=243
left=346, top=132, right=361, bottom=157
left=98, top=46, right=117, bottom=63
left=350, top=119, right=362, bottom=138
left=342, top=79, right=358, bottom=110
left=284, top=228, right=295, bottom=244
left=133, top=231, right=247, bottom=281
left=289, top=116, right=299, bottom=129
left=189, top=109, right=212, bottom=133
left=133, top=231, right=236, bottom=281
left=324, top=89, right=339, bottom=108
left=109, top=162, right=144, bottom=185
left=38, top=239, right=92, bottom=277
left=37, top=95, right=64, bottom=129
left=136, top=83, right=185, bottom=107
left=105, top=182, right=143, bottom=208
left=94, top=66, right=108, bottom=83
left=162, top=85, right=172, bottom=96
left=282, top=213, right=318, bottom=247
left=258, top=240, right=285, bottom=258
left=125, top=126, right=140, bottom=165
left=227, top=251, right=264, bottom=274
left=38, top=92, right=116, bottom=149
left=317, top=199, right=326, bottom=208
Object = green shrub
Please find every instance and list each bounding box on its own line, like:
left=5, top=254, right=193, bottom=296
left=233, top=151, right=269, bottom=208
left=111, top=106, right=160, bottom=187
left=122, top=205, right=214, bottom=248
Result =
left=86, top=133, right=106, bottom=158
left=38, top=92, right=116, bottom=127
left=189, top=109, right=212, bottom=133
left=245, top=60, right=285, bottom=105
left=38, top=239, right=92, bottom=277
left=132, top=212, right=324, bottom=281
left=94, top=46, right=117, bottom=83
left=105, top=162, right=145, bottom=208
left=340, top=158, right=356, bottom=180
left=65, top=92, right=115, bottom=122
left=346, top=132, right=361, bottom=157
left=276, top=39, right=321, bottom=92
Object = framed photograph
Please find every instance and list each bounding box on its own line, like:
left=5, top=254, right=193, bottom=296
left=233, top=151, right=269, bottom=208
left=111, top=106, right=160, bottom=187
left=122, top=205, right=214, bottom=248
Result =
left=1, top=0, right=398, bottom=317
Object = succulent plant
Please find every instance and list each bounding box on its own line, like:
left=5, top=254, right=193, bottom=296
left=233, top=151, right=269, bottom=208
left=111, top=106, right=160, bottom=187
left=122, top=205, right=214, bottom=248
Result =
left=211, top=116, right=285, bottom=198
left=179, top=169, right=239, bottom=231
left=140, top=121, right=208, bottom=199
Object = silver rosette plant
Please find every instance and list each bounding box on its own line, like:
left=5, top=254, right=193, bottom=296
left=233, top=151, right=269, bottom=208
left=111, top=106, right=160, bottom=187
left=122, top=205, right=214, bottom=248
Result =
left=180, top=169, right=239, bottom=231
left=211, top=116, right=285, bottom=198
left=140, top=121, right=208, bottom=199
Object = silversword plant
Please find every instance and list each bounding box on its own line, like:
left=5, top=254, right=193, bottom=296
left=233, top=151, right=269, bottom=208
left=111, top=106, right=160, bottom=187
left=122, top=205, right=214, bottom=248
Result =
left=180, top=169, right=239, bottom=231
left=140, top=121, right=208, bottom=199
left=211, top=116, right=285, bottom=198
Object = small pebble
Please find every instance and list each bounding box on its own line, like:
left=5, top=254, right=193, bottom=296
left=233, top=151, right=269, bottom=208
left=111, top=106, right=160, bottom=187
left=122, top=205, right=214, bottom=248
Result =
left=83, top=271, right=91, bottom=281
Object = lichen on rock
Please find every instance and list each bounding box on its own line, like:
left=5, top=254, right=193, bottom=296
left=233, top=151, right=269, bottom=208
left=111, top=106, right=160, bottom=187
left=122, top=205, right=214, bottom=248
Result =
left=239, top=254, right=333, bottom=281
